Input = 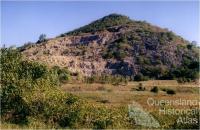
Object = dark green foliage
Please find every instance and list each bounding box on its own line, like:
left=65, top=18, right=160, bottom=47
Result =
left=18, top=42, right=34, bottom=52
left=150, top=86, right=159, bottom=93
left=166, top=89, right=176, bottom=95
left=113, top=50, right=127, bottom=60
left=187, top=44, right=193, bottom=49
left=66, top=14, right=132, bottom=35
left=134, top=73, right=149, bottom=81
left=102, top=50, right=114, bottom=59
left=52, top=66, right=71, bottom=83
left=97, top=99, right=110, bottom=104
left=60, top=33, right=65, bottom=37
left=103, top=37, right=130, bottom=60
left=65, top=94, right=79, bottom=105
left=136, top=83, right=145, bottom=91
left=169, top=60, right=199, bottom=82
left=1, top=84, right=30, bottom=124
left=18, top=61, right=47, bottom=80
left=188, top=61, right=199, bottom=69
left=0, top=48, right=60, bottom=124
left=37, top=34, right=47, bottom=43
left=140, top=62, right=198, bottom=82
left=137, top=57, right=151, bottom=65
left=141, top=66, right=165, bottom=79
left=159, top=31, right=175, bottom=44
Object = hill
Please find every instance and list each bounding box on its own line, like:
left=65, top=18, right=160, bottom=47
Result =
left=20, top=14, right=199, bottom=81
left=1, top=14, right=199, bottom=129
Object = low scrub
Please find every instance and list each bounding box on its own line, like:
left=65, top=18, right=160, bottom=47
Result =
left=166, top=89, right=176, bottom=95
left=136, top=83, right=146, bottom=91
left=150, top=86, right=159, bottom=93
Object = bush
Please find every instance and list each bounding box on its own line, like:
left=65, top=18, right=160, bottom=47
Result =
left=37, top=34, right=47, bottom=43
left=0, top=48, right=60, bottom=124
left=52, top=66, right=71, bottom=83
left=134, top=73, right=149, bottom=81
left=136, top=83, right=145, bottom=91
left=102, top=51, right=114, bottom=59
left=113, top=50, right=127, bottom=60
left=97, top=99, right=110, bottom=104
left=18, top=42, right=34, bottom=52
left=150, top=86, right=159, bottom=93
left=65, top=94, right=79, bottom=105
left=161, top=88, right=167, bottom=92
left=187, top=44, right=193, bottom=49
left=1, top=84, right=30, bottom=124
left=166, top=89, right=176, bottom=95
left=18, top=61, right=48, bottom=80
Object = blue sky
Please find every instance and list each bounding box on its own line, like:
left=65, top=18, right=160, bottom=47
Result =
left=1, top=1, right=199, bottom=47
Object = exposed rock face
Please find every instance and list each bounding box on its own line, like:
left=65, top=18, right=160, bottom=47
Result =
left=22, top=31, right=113, bottom=76
left=21, top=14, right=199, bottom=77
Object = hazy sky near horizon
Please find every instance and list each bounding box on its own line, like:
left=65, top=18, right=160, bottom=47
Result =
left=1, top=1, right=199, bottom=47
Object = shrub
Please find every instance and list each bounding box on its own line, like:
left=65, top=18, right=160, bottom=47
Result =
left=187, top=44, right=193, bottom=49
left=18, top=42, right=34, bottom=52
left=136, top=83, right=145, bottom=91
left=52, top=66, right=71, bottom=83
left=161, top=88, right=167, bottom=92
left=113, top=50, right=127, bottom=60
left=1, top=84, right=30, bottom=124
left=102, top=51, right=114, bottom=59
left=134, top=73, right=149, bottom=81
left=37, top=34, right=47, bottom=43
left=65, top=94, right=79, bottom=105
left=97, top=99, right=110, bottom=104
left=0, top=48, right=60, bottom=124
left=18, top=61, right=48, bottom=80
left=166, top=89, right=176, bottom=95
left=60, top=33, right=66, bottom=37
left=150, top=86, right=159, bottom=93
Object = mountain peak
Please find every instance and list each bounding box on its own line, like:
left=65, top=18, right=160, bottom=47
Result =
left=101, top=13, right=130, bottom=20
left=65, top=13, right=133, bottom=35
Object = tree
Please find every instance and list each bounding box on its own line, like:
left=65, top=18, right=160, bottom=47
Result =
left=151, top=86, right=159, bottom=93
left=37, top=34, right=47, bottom=43
left=191, top=41, right=197, bottom=46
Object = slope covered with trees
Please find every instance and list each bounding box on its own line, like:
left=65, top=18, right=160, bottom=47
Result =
left=21, top=14, right=199, bottom=82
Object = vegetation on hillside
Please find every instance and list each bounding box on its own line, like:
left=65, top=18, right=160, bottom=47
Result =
left=20, top=14, right=199, bottom=83
left=65, top=13, right=132, bottom=35
left=102, top=32, right=199, bottom=82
